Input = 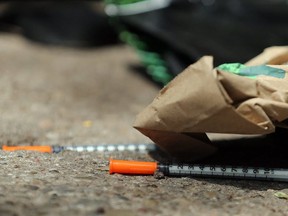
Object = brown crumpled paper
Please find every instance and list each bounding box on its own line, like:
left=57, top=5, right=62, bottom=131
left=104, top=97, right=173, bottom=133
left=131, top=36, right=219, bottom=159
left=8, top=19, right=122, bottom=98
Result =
left=134, top=47, right=288, bottom=161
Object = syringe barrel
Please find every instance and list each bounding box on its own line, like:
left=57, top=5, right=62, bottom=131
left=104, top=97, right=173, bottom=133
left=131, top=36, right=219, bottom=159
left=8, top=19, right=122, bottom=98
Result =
left=157, top=164, right=169, bottom=175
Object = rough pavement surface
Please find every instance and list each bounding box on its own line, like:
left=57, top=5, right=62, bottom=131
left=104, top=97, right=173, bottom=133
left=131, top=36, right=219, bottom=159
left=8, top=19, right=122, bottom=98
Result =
left=0, top=34, right=287, bottom=216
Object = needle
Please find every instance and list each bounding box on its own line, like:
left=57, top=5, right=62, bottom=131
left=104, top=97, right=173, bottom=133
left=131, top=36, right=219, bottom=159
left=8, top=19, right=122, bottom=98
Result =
left=109, top=159, right=288, bottom=182
left=1, top=143, right=156, bottom=153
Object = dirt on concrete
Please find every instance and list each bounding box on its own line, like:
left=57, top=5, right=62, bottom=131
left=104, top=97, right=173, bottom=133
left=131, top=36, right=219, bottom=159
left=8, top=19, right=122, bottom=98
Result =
left=0, top=34, right=287, bottom=216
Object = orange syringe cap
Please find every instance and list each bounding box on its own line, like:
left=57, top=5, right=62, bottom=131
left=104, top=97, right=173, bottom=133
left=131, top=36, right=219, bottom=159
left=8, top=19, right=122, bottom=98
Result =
left=2, top=145, right=53, bottom=153
left=109, top=159, right=157, bottom=175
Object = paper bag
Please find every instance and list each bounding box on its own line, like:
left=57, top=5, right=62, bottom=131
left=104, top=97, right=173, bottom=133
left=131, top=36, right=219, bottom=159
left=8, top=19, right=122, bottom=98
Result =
left=246, top=46, right=288, bottom=66
left=134, top=48, right=288, bottom=161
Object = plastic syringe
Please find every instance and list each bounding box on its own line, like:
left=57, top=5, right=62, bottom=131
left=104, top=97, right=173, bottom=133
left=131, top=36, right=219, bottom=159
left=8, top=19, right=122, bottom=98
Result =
left=109, top=159, right=288, bottom=182
left=2, top=144, right=156, bottom=153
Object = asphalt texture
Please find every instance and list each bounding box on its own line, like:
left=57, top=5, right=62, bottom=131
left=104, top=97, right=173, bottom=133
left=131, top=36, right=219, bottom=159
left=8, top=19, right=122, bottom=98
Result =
left=0, top=34, right=287, bottom=216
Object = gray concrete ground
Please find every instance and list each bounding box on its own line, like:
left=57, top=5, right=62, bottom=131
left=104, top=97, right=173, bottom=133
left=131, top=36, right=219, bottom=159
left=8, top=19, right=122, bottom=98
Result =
left=0, top=34, right=287, bottom=216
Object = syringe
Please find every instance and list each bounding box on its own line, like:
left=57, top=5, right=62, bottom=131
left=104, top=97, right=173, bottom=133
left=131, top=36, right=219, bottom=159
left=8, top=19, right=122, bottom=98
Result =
left=1, top=143, right=156, bottom=153
left=109, top=159, right=288, bottom=182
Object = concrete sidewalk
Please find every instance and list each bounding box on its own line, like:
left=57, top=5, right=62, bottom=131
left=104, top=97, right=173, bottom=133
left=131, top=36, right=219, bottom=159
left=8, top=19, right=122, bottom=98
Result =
left=0, top=34, right=287, bottom=216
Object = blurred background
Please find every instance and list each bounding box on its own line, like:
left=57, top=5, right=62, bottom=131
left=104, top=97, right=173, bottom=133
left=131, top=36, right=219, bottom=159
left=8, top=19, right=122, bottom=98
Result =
left=0, top=0, right=288, bottom=86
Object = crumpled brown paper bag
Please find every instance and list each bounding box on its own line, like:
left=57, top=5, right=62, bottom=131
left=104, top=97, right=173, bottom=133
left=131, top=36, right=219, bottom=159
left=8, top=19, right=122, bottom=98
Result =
left=134, top=47, right=288, bottom=161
